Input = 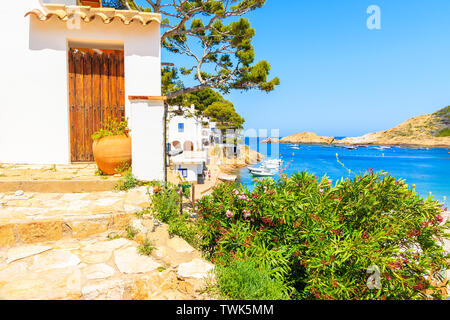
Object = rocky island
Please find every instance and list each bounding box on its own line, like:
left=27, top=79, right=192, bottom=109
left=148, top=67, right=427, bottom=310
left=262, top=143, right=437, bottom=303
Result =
left=263, top=106, right=450, bottom=147
left=262, top=132, right=334, bottom=145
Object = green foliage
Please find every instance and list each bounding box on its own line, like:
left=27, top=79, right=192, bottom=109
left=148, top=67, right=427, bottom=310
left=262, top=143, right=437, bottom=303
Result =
left=151, top=182, right=181, bottom=223
left=114, top=161, right=131, bottom=175
left=125, top=226, right=138, bottom=240
left=433, top=106, right=450, bottom=119
left=204, top=101, right=245, bottom=130
left=215, top=258, right=290, bottom=300
left=135, top=208, right=151, bottom=219
left=196, top=171, right=449, bottom=300
left=435, top=128, right=450, bottom=137
left=107, top=232, right=121, bottom=240
left=92, top=117, right=129, bottom=141
left=138, top=239, right=156, bottom=256
left=114, top=171, right=138, bottom=191
left=95, top=168, right=108, bottom=176
left=150, top=182, right=205, bottom=248
left=184, top=89, right=226, bottom=113
left=142, top=1, right=279, bottom=98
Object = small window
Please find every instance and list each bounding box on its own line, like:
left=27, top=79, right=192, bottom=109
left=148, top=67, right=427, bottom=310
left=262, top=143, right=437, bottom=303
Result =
left=178, top=123, right=185, bottom=133
left=180, top=169, right=188, bottom=178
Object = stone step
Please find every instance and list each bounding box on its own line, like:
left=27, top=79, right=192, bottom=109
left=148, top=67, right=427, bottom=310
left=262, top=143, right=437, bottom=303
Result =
left=0, top=225, right=214, bottom=300
left=0, top=179, right=120, bottom=193
left=0, top=212, right=135, bottom=247
left=0, top=187, right=151, bottom=248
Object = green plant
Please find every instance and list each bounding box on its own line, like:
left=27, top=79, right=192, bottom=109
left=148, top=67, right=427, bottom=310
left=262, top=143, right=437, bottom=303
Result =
left=138, top=239, right=155, bottom=256
left=125, top=226, right=138, bottom=240
left=435, top=128, right=450, bottom=137
left=107, top=232, right=121, bottom=240
left=150, top=182, right=181, bottom=222
left=196, top=171, right=449, bottom=300
left=92, top=117, right=130, bottom=141
left=149, top=181, right=204, bottom=248
left=114, top=171, right=139, bottom=191
left=95, top=168, right=108, bottom=176
left=215, top=258, right=290, bottom=300
left=135, top=208, right=151, bottom=219
left=115, top=161, right=131, bottom=175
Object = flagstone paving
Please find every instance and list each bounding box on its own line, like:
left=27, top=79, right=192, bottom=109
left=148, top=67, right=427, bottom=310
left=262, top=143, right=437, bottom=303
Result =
left=0, top=163, right=111, bottom=181
left=0, top=230, right=214, bottom=300
left=0, top=183, right=215, bottom=300
left=0, top=187, right=151, bottom=246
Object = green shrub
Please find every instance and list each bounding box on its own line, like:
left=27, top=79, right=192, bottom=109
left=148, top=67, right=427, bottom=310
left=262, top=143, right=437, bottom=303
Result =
left=435, top=128, right=450, bottom=137
left=114, top=171, right=139, bottom=191
left=197, top=171, right=449, bottom=300
left=92, top=117, right=129, bottom=141
left=215, top=258, right=290, bottom=300
left=125, top=226, right=138, bottom=240
left=138, top=239, right=155, bottom=256
left=150, top=182, right=204, bottom=248
left=151, top=182, right=181, bottom=223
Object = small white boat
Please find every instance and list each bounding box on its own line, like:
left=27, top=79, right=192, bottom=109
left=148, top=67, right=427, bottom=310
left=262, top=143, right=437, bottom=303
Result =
left=250, top=169, right=277, bottom=177
left=248, top=167, right=266, bottom=174
left=344, top=145, right=358, bottom=150
left=219, top=175, right=237, bottom=182
left=374, top=146, right=391, bottom=150
left=262, top=159, right=282, bottom=169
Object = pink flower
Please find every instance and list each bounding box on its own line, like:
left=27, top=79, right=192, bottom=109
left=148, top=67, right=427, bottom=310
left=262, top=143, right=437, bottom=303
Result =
left=233, top=189, right=239, bottom=195
left=238, top=195, right=248, bottom=201
left=386, top=275, right=391, bottom=281
left=243, top=210, right=251, bottom=219
left=226, top=210, right=234, bottom=218
left=319, top=187, right=324, bottom=195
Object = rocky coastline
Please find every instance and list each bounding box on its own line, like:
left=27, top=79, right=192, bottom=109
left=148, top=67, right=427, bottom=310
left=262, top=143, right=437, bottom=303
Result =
left=262, top=107, right=450, bottom=148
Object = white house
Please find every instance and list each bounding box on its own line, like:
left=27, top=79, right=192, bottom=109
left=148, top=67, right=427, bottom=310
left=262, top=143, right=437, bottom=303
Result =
left=168, top=105, right=216, bottom=183
left=168, top=105, right=214, bottom=152
left=0, top=0, right=165, bottom=181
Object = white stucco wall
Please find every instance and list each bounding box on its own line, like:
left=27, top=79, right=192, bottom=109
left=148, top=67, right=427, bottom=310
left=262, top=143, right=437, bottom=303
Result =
left=129, top=100, right=165, bottom=182
left=168, top=115, right=202, bottom=152
left=173, top=163, right=203, bottom=183
left=0, top=1, right=161, bottom=164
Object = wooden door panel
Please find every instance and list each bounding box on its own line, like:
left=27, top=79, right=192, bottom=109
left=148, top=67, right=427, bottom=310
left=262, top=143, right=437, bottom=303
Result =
left=68, top=48, right=124, bottom=162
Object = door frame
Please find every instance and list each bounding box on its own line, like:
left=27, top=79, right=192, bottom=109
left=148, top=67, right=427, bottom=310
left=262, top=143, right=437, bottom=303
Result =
left=66, top=39, right=125, bottom=163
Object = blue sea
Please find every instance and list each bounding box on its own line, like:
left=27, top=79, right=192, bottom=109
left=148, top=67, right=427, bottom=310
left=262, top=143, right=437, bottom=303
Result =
left=239, top=140, right=450, bottom=208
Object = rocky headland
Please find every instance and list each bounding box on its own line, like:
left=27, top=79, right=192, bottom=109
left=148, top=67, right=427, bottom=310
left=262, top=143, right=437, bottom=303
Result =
left=263, top=106, right=450, bottom=147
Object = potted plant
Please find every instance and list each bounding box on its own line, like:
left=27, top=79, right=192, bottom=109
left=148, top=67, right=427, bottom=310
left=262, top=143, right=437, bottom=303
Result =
left=92, top=117, right=131, bottom=175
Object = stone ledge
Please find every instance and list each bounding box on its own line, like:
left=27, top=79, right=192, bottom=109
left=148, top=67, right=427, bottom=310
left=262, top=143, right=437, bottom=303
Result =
left=0, top=180, right=120, bottom=193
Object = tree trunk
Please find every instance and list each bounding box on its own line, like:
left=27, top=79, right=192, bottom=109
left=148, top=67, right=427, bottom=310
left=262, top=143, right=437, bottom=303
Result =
left=166, top=83, right=214, bottom=99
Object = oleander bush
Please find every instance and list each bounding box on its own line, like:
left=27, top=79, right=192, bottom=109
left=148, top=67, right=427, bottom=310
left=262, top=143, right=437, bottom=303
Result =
left=196, top=171, right=449, bottom=300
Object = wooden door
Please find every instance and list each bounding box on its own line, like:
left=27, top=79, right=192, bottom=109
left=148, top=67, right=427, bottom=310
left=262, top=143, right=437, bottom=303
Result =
left=68, top=48, right=125, bottom=162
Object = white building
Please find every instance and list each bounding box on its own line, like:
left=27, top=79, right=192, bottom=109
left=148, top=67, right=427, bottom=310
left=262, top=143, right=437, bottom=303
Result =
left=0, top=1, right=165, bottom=181
left=168, top=105, right=215, bottom=183
left=168, top=105, right=214, bottom=152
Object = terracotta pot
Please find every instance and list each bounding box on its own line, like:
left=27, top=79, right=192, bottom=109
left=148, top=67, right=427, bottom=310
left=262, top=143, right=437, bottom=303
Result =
left=93, top=134, right=131, bottom=175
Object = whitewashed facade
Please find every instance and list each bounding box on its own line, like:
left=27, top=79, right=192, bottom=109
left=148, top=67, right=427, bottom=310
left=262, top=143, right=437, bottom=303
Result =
left=168, top=105, right=216, bottom=183
left=0, top=1, right=164, bottom=181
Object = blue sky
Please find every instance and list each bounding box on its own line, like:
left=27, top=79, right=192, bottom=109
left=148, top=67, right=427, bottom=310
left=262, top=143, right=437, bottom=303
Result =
left=137, top=0, right=450, bottom=137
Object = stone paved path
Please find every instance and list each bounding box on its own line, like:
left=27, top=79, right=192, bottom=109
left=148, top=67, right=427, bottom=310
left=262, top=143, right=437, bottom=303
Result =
left=0, top=186, right=215, bottom=300
left=0, top=229, right=214, bottom=300
left=0, top=187, right=151, bottom=246
left=0, top=163, right=113, bottom=181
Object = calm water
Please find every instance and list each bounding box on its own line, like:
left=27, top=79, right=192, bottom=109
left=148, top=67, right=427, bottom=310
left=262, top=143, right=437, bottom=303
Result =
left=238, top=143, right=450, bottom=207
